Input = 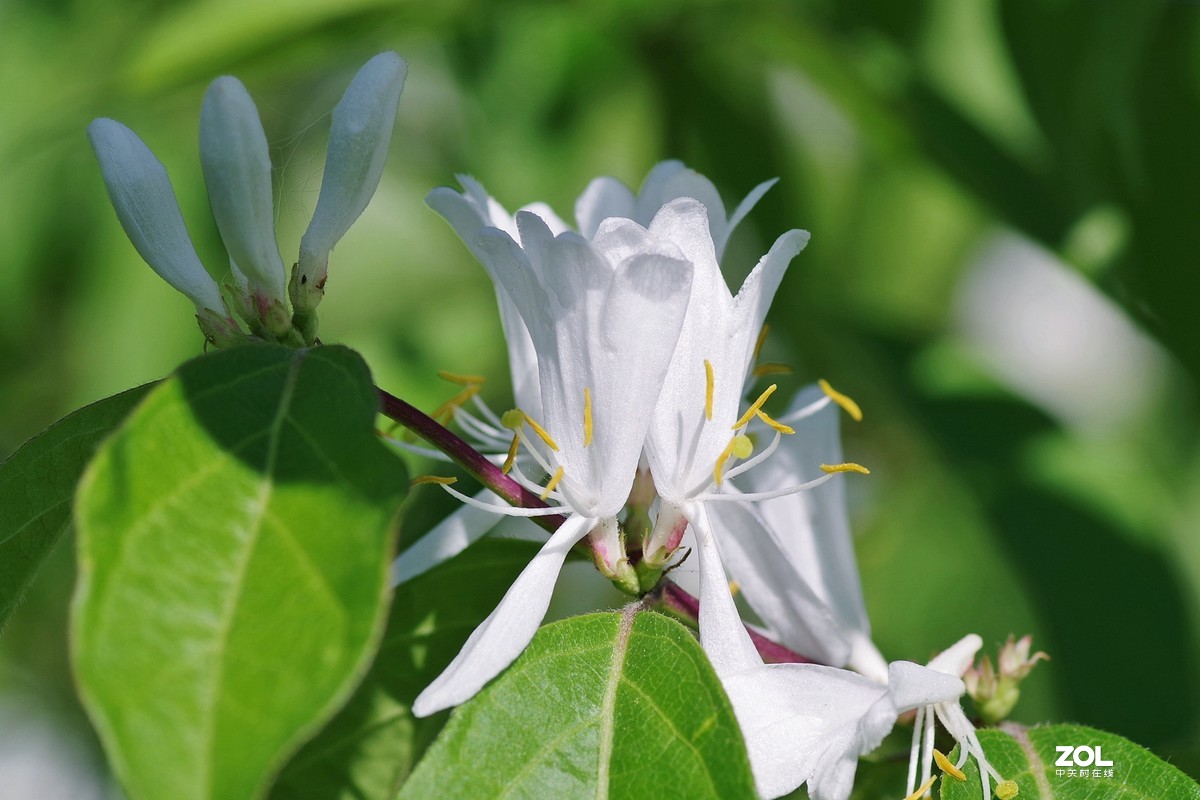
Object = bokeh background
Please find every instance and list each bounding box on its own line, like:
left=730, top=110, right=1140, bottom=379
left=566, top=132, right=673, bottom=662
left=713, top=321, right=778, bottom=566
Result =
left=3, top=0, right=1200, bottom=795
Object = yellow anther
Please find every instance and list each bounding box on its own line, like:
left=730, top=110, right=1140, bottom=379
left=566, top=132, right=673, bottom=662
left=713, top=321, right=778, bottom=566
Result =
left=522, top=411, right=560, bottom=452
left=902, top=775, right=937, bottom=800
left=728, top=580, right=740, bottom=596
left=732, top=384, right=778, bottom=430
left=756, top=409, right=795, bottom=435
left=501, top=433, right=520, bottom=475
left=933, top=749, right=966, bottom=781
left=583, top=387, right=594, bottom=447
left=501, top=409, right=525, bottom=430
left=431, top=384, right=480, bottom=422
left=714, top=435, right=754, bottom=485
left=411, top=475, right=458, bottom=487
left=437, top=369, right=486, bottom=386
left=820, top=462, right=870, bottom=475
left=752, top=362, right=793, bottom=378
left=819, top=378, right=863, bottom=422
left=753, top=323, right=770, bottom=364
left=541, top=466, right=565, bottom=500
left=996, top=780, right=1019, bottom=799
left=704, top=359, right=715, bottom=421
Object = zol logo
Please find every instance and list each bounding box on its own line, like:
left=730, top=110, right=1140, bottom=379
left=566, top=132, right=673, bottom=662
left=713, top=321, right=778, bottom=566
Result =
left=1056, top=745, right=1114, bottom=767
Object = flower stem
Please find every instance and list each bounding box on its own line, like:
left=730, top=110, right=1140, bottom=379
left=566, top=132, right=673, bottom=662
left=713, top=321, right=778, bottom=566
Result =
left=377, top=386, right=569, bottom=533
left=376, top=384, right=814, bottom=666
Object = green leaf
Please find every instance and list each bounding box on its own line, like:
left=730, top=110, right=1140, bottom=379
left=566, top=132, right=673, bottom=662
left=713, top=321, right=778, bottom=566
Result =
left=399, top=607, right=758, bottom=799
left=270, top=537, right=540, bottom=800
left=0, top=384, right=152, bottom=629
left=941, top=723, right=1200, bottom=800
left=72, top=344, right=406, bottom=800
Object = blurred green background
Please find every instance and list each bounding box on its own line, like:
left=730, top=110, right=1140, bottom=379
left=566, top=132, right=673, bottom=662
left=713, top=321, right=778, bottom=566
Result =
left=3, top=0, right=1200, bottom=793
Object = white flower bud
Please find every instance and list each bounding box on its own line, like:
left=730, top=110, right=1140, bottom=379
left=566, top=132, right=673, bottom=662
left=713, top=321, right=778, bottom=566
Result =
left=199, top=76, right=287, bottom=305
left=88, top=118, right=228, bottom=315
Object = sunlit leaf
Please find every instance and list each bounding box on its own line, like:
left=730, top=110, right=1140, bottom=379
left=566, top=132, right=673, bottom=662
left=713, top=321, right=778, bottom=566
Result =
left=73, top=344, right=406, bottom=800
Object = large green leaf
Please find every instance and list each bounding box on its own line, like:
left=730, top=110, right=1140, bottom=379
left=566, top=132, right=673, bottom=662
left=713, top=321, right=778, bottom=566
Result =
left=941, top=723, right=1200, bottom=800
left=72, top=344, right=406, bottom=800
left=270, top=537, right=540, bottom=800
left=0, top=384, right=152, bottom=629
left=399, top=608, right=758, bottom=799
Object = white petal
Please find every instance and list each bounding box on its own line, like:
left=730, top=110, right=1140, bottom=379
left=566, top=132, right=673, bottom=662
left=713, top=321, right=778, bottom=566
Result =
left=517, top=201, right=570, bottom=235
left=390, top=491, right=505, bottom=585
left=199, top=76, right=286, bottom=302
left=575, top=176, right=635, bottom=238
left=887, top=660, right=966, bottom=711
left=720, top=177, right=778, bottom=258
left=87, top=118, right=227, bottom=313
left=299, top=52, right=406, bottom=274
left=720, top=662, right=896, bottom=800
left=411, top=514, right=594, bottom=716
left=926, top=633, right=983, bottom=676
left=730, top=228, right=810, bottom=364
left=688, top=500, right=760, bottom=676
left=745, top=385, right=874, bottom=639
left=707, top=498, right=852, bottom=668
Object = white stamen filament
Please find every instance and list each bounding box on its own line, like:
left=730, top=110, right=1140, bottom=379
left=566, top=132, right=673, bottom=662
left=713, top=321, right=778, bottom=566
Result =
left=440, top=483, right=572, bottom=517
left=694, top=472, right=836, bottom=503
left=777, top=394, right=832, bottom=424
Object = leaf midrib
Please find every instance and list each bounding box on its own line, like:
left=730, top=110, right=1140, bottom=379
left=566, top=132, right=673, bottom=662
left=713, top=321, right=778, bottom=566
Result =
left=595, top=604, right=636, bottom=799
left=201, top=350, right=306, bottom=799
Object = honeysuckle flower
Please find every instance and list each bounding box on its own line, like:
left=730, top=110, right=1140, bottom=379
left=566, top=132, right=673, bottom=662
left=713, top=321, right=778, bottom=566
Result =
left=708, top=384, right=889, bottom=680
left=90, top=52, right=406, bottom=346
left=695, top=507, right=1020, bottom=799
left=409, top=204, right=694, bottom=717
left=393, top=162, right=776, bottom=585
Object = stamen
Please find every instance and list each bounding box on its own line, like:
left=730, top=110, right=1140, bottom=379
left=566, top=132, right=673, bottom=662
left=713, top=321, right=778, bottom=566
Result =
left=753, top=323, right=770, bottom=364
left=996, top=780, right=1019, bottom=799
left=903, top=775, right=937, bottom=800
left=728, top=579, right=740, bottom=596
left=502, top=434, right=520, bottom=474
left=755, top=409, right=795, bottom=435
left=818, top=378, right=863, bottom=422
left=704, top=360, right=714, bottom=421
left=438, top=369, right=486, bottom=385
left=752, top=362, right=793, bottom=378
left=411, top=474, right=457, bottom=487
left=714, top=435, right=754, bottom=485
left=500, top=408, right=560, bottom=452
left=431, top=384, right=481, bottom=423
left=523, top=412, right=560, bottom=452
left=934, top=749, right=966, bottom=781
left=583, top=387, right=594, bottom=447
left=442, top=483, right=573, bottom=517
left=821, top=462, right=870, bottom=475
left=732, top=384, right=778, bottom=430
left=541, top=466, right=565, bottom=500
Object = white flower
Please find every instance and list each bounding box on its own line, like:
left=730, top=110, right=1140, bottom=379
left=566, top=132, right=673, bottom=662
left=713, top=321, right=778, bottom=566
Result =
left=694, top=510, right=1003, bottom=799
left=393, top=162, right=778, bottom=584
left=709, top=384, right=888, bottom=679
left=89, top=52, right=406, bottom=344
left=410, top=201, right=694, bottom=717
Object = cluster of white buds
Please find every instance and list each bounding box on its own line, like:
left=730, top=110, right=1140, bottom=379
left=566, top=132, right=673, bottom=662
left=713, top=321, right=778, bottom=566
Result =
left=89, top=52, right=406, bottom=347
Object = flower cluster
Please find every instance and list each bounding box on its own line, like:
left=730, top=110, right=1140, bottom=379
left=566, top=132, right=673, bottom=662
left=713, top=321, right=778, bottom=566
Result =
left=89, top=52, right=407, bottom=347
left=90, top=58, right=1030, bottom=800
left=401, top=163, right=1023, bottom=799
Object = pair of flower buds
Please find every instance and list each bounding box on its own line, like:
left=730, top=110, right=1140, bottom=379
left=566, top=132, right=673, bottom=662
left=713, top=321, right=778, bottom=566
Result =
left=89, top=52, right=407, bottom=347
